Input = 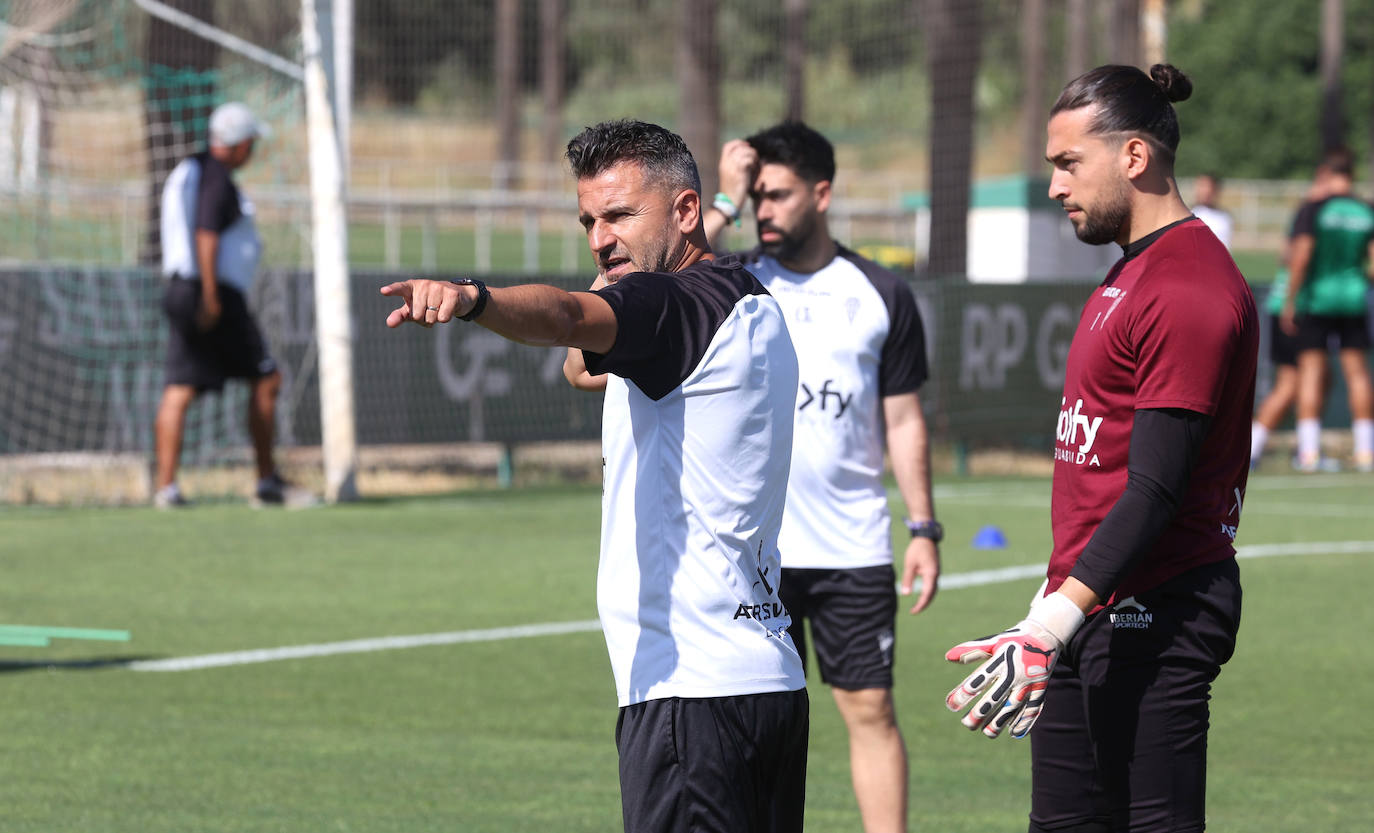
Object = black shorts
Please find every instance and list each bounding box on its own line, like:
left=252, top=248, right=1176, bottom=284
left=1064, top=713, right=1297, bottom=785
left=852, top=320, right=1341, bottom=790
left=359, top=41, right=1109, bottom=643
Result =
left=779, top=565, right=897, bottom=690
left=616, top=690, right=809, bottom=833
left=1294, top=313, right=1371, bottom=353
left=1267, top=313, right=1299, bottom=367
left=1029, top=558, right=1242, bottom=833
left=163, top=279, right=276, bottom=392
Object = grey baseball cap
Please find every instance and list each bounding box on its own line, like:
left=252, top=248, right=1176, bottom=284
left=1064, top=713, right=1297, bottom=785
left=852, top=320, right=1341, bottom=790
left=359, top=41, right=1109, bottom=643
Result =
left=209, top=101, right=270, bottom=146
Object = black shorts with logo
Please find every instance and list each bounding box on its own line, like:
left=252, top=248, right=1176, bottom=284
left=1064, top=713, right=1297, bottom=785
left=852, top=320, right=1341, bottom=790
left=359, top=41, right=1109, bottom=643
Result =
left=779, top=564, right=897, bottom=690
left=163, top=278, right=276, bottom=392
left=616, top=689, right=809, bottom=833
left=1294, top=313, right=1371, bottom=353
left=1267, top=313, right=1299, bottom=367
left=1029, top=558, right=1242, bottom=833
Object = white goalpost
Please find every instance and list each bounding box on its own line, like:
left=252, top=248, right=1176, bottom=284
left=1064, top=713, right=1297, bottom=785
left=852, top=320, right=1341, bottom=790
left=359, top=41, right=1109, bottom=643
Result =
left=301, top=0, right=358, bottom=503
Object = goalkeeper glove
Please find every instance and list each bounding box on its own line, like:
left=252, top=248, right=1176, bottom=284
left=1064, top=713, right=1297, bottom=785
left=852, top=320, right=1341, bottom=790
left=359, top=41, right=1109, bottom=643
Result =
left=944, top=590, right=1085, bottom=739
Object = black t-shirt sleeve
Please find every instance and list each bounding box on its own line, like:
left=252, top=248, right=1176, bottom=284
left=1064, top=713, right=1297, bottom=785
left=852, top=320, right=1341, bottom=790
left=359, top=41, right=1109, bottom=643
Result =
left=1068, top=407, right=1211, bottom=598
left=838, top=248, right=928, bottom=396
left=582, top=261, right=761, bottom=401
left=194, top=156, right=242, bottom=234
left=878, top=282, right=928, bottom=396
left=1290, top=199, right=1321, bottom=239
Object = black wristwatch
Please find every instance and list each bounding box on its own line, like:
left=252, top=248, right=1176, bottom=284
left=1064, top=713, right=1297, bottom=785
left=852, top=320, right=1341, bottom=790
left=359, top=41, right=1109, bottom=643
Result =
left=455, top=278, right=490, bottom=321
left=904, top=518, right=944, bottom=543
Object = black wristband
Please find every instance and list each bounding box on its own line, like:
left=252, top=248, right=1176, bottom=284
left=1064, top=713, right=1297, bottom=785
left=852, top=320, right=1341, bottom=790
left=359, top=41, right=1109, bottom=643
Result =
left=455, top=278, right=489, bottom=321
left=904, top=518, right=944, bottom=543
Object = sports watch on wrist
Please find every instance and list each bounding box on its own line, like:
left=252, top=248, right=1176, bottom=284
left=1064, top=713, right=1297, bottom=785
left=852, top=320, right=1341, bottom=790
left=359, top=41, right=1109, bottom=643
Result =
left=454, top=278, right=490, bottom=321
left=904, top=518, right=944, bottom=543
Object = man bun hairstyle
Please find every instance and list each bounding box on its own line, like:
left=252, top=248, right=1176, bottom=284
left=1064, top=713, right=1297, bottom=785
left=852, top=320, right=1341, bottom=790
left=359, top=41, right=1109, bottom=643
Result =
left=746, top=121, right=836, bottom=185
left=565, top=119, right=701, bottom=195
left=1051, top=63, right=1193, bottom=166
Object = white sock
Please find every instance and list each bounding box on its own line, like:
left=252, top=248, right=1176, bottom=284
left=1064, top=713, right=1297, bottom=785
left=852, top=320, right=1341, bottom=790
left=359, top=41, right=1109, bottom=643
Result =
left=1297, top=418, right=1322, bottom=460
left=1250, top=422, right=1269, bottom=461
left=1354, top=419, right=1374, bottom=456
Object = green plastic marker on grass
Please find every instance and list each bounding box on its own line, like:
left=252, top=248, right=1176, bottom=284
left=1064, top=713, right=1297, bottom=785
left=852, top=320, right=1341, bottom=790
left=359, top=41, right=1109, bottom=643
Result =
left=0, top=625, right=131, bottom=644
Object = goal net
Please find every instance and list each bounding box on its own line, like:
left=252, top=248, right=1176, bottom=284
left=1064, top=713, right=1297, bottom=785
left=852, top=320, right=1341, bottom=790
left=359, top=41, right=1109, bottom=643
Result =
left=0, top=0, right=308, bottom=504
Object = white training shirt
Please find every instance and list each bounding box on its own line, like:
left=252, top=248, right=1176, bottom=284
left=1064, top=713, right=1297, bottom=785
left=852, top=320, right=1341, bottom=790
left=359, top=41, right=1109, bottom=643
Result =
left=1191, top=205, right=1234, bottom=250
left=742, top=246, right=928, bottom=570
left=160, top=153, right=263, bottom=292
left=583, top=255, right=807, bottom=707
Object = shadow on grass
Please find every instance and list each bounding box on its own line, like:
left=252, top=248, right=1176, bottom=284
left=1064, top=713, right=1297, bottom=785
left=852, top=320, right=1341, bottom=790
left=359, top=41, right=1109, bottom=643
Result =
left=0, top=655, right=157, bottom=673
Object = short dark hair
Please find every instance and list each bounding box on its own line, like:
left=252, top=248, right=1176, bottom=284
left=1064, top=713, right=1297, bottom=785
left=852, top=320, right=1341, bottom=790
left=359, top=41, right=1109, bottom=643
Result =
left=565, top=119, right=701, bottom=194
left=1051, top=64, right=1193, bottom=167
left=746, top=121, right=836, bottom=184
left=1320, top=145, right=1355, bottom=178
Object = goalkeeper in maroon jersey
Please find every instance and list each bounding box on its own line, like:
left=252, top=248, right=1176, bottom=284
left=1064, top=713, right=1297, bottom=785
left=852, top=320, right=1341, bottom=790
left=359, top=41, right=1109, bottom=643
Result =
left=944, top=64, right=1258, bottom=833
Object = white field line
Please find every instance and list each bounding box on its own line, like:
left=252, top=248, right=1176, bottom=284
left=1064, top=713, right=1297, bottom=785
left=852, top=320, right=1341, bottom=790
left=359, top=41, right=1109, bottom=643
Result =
left=125, top=540, right=1374, bottom=674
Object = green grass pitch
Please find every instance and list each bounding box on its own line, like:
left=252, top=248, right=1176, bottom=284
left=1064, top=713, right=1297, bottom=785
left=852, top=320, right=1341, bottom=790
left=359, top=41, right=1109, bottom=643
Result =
left=2, top=474, right=1371, bottom=832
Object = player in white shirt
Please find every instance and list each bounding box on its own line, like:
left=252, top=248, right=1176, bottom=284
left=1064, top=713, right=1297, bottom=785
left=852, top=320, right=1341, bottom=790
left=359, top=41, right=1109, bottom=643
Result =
left=705, top=122, right=941, bottom=833
left=385, top=120, right=808, bottom=833
left=153, top=102, right=309, bottom=509
left=1190, top=173, right=1234, bottom=250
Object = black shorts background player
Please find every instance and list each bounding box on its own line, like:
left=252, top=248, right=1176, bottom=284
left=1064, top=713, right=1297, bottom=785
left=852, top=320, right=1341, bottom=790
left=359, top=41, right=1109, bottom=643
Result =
left=153, top=102, right=313, bottom=509
left=1251, top=168, right=1331, bottom=468
left=701, top=122, right=939, bottom=833
left=943, top=65, right=1257, bottom=833
left=1278, top=146, right=1374, bottom=473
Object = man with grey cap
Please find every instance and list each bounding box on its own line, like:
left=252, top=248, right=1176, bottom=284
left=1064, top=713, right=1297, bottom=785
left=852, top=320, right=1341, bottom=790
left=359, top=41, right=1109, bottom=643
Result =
left=153, top=101, right=309, bottom=508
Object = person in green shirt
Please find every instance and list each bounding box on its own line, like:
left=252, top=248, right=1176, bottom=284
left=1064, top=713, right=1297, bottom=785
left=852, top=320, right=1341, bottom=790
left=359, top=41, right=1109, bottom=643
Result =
left=1280, top=146, right=1374, bottom=472
left=1252, top=170, right=1330, bottom=468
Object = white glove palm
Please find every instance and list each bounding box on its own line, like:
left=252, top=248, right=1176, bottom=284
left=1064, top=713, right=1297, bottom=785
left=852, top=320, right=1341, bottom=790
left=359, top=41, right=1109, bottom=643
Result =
left=944, top=591, right=1085, bottom=739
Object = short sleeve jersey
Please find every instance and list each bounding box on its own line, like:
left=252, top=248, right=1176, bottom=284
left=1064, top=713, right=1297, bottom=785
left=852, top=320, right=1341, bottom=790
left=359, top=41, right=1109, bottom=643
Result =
left=742, top=245, right=928, bottom=569
left=1291, top=195, right=1374, bottom=317
left=159, top=152, right=263, bottom=292
left=1047, top=218, right=1258, bottom=602
left=582, top=256, right=807, bottom=707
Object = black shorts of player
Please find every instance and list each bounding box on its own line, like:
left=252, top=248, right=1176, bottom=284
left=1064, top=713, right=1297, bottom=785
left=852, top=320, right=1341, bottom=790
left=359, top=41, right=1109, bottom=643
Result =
left=1267, top=313, right=1299, bottom=367
left=616, top=689, right=809, bottom=833
left=163, top=278, right=276, bottom=392
left=1028, top=558, right=1242, bottom=833
left=1294, top=313, right=1371, bottom=353
left=779, top=565, right=897, bottom=690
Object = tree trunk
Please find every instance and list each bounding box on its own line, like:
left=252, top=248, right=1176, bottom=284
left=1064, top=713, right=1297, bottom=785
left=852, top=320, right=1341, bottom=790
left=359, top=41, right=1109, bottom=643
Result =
left=1141, top=0, right=1167, bottom=66
left=1107, top=0, right=1140, bottom=66
left=1066, top=0, right=1091, bottom=80
left=783, top=0, right=807, bottom=122
left=1321, top=0, right=1344, bottom=150
left=141, top=0, right=219, bottom=267
left=494, top=0, right=521, bottom=190
left=677, top=0, right=719, bottom=197
left=922, top=0, right=980, bottom=279
left=1021, top=0, right=1046, bottom=176
left=539, top=0, right=567, bottom=175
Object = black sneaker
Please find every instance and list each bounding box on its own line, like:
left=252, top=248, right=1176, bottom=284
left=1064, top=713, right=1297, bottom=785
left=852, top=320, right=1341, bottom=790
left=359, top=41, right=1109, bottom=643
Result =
left=253, top=473, right=320, bottom=508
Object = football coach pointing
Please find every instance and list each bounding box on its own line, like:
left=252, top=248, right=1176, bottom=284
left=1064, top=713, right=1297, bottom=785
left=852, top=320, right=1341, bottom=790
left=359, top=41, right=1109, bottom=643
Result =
left=382, top=120, right=808, bottom=833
